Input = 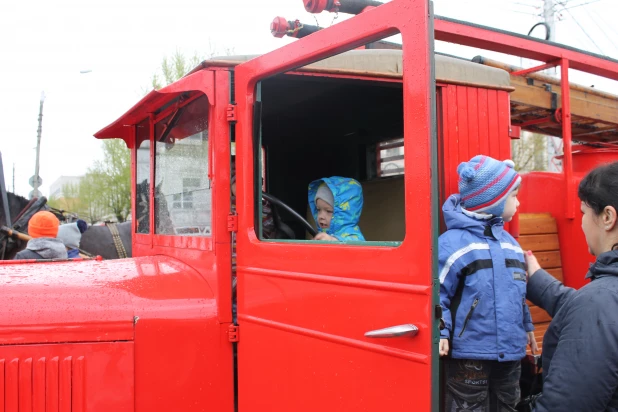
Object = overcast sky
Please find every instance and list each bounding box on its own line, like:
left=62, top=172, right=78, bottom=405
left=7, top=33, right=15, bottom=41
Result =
left=1, top=0, right=616, bottom=198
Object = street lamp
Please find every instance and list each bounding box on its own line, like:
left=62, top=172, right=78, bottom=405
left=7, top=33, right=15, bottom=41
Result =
left=29, top=71, right=91, bottom=200
left=30, top=91, right=45, bottom=199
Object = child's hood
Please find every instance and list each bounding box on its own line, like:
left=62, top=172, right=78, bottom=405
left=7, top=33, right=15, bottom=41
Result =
left=308, top=176, right=364, bottom=240
left=442, top=194, right=504, bottom=236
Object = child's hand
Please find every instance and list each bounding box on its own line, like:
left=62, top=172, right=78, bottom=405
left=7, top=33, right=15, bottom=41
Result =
left=439, top=338, right=449, bottom=357
left=314, top=233, right=337, bottom=241
left=527, top=331, right=539, bottom=354
left=525, top=250, right=542, bottom=279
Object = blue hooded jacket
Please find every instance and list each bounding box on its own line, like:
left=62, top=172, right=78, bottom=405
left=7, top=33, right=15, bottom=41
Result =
left=439, top=194, right=534, bottom=362
left=308, top=177, right=365, bottom=241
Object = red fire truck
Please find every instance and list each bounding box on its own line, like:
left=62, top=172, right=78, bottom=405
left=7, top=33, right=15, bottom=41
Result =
left=2, top=0, right=618, bottom=410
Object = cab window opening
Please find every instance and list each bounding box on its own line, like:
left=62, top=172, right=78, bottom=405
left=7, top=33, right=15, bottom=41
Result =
left=254, top=49, right=407, bottom=244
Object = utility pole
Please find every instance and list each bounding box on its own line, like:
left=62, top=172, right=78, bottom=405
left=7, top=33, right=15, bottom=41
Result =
left=543, top=0, right=556, bottom=42
left=32, top=91, right=45, bottom=199
left=543, top=0, right=562, bottom=172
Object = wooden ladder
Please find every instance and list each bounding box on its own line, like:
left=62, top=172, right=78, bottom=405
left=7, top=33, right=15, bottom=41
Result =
left=518, top=213, right=563, bottom=354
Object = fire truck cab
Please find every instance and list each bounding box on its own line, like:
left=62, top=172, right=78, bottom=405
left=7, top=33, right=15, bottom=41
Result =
left=2, top=0, right=618, bottom=411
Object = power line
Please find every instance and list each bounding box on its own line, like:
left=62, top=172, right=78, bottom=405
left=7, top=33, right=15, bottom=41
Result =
left=560, top=0, right=601, bottom=9
left=558, top=3, right=604, bottom=53
left=584, top=8, right=618, bottom=56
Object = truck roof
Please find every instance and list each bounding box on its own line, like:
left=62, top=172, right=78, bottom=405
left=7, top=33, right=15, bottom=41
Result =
left=198, top=49, right=512, bottom=90
left=95, top=50, right=510, bottom=145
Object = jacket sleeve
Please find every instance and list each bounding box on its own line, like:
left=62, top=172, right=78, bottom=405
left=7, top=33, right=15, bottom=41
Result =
left=523, top=301, right=534, bottom=332
left=439, top=238, right=463, bottom=339
left=534, top=287, right=618, bottom=412
left=527, top=269, right=575, bottom=318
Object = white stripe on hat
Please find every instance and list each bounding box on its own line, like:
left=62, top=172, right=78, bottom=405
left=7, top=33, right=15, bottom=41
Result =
left=440, top=243, right=490, bottom=284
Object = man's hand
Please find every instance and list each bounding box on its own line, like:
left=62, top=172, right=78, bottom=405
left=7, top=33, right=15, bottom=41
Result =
left=439, top=338, right=450, bottom=357
left=527, top=331, right=539, bottom=354
left=525, top=250, right=542, bottom=279
left=314, top=233, right=337, bottom=241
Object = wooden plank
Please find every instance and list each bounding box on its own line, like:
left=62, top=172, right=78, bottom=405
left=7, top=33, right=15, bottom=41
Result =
left=533, top=323, right=549, bottom=341
left=529, top=305, right=552, bottom=324
left=519, top=216, right=558, bottom=235
left=533, top=250, right=562, bottom=268
left=519, top=213, right=552, bottom=220
left=518, top=234, right=560, bottom=252
left=510, top=75, right=618, bottom=124
left=546, top=268, right=563, bottom=282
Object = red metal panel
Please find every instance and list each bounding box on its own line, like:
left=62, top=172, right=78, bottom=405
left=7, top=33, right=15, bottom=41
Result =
left=467, top=87, right=480, bottom=157
left=130, top=124, right=138, bottom=242
left=561, top=59, right=575, bottom=219
left=0, top=343, right=134, bottom=412
left=486, top=89, right=500, bottom=159
left=73, top=357, right=85, bottom=412
left=439, top=85, right=511, bottom=201
left=0, top=359, right=4, bottom=412
left=213, top=70, right=234, bottom=325
left=456, top=86, right=470, bottom=161
left=497, top=91, right=512, bottom=161
left=47, top=357, right=59, bottom=412
left=6, top=359, right=18, bottom=412
left=33, top=358, right=45, bottom=412
left=234, top=0, right=435, bottom=410
left=19, top=358, right=32, bottom=412
left=445, top=85, right=459, bottom=198
left=1, top=253, right=229, bottom=411
left=59, top=356, right=71, bottom=412
left=477, top=88, right=490, bottom=156
left=0, top=259, right=134, bottom=346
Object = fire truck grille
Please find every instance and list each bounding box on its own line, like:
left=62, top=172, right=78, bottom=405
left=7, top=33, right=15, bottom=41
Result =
left=0, top=355, right=86, bottom=412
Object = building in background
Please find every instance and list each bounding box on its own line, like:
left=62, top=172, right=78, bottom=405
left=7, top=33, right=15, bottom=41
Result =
left=49, top=176, right=83, bottom=199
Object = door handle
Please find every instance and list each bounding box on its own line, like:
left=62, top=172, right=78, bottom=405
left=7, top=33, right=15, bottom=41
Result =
left=364, top=324, right=418, bottom=338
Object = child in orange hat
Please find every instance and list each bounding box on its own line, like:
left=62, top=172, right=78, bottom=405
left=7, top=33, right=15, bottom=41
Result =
left=14, top=211, right=68, bottom=260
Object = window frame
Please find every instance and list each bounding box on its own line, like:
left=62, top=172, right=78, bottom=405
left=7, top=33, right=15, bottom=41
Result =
left=133, top=91, right=214, bottom=251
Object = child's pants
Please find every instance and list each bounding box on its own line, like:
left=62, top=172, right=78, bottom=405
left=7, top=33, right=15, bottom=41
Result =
left=444, top=358, right=521, bottom=412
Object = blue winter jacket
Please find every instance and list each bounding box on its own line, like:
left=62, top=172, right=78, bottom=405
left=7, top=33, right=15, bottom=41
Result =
left=439, top=194, right=534, bottom=362
left=308, top=177, right=365, bottom=241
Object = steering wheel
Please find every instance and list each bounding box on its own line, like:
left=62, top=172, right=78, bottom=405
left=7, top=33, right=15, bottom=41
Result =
left=262, top=192, right=317, bottom=238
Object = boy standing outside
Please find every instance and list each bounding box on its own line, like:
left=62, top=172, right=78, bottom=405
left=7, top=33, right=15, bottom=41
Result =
left=439, top=155, right=537, bottom=411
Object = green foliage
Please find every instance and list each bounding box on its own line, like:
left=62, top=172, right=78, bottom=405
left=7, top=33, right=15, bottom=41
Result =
left=77, top=173, right=107, bottom=224
left=89, top=140, right=131, bottom=222
left=60, top=140, right=130, bottom=223
left=150, top=46, right=235, bottom=90
left=151, top=50, right=204, bottom=90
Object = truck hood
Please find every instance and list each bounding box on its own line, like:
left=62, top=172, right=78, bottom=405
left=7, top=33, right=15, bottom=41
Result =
left=0, top=256, right=213, bottom=345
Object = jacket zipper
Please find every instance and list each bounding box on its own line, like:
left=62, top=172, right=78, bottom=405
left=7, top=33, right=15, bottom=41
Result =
left=458, top=297, right=480, bottom=338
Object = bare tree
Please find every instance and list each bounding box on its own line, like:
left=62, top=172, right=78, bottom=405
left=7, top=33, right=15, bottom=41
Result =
left=512, top=132, right=550, bottom=172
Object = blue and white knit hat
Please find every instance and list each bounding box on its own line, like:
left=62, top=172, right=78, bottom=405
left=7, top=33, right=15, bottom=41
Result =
left=457, top=155, right=521, bottom=217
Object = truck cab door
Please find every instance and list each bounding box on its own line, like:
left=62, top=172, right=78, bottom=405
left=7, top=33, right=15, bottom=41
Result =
left=233, top=0, right=438, bottom=410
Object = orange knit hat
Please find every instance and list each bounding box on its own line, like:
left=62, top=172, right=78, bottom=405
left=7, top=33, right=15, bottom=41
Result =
left=28, top=211, right=60, bottom=238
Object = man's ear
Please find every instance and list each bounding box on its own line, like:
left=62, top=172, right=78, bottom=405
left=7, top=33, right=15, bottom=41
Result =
left=603, top=205, right=617, bottom=231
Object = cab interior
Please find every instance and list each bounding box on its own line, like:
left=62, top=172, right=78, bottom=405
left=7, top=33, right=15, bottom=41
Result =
left=256, top=72, right=406, bottom=243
